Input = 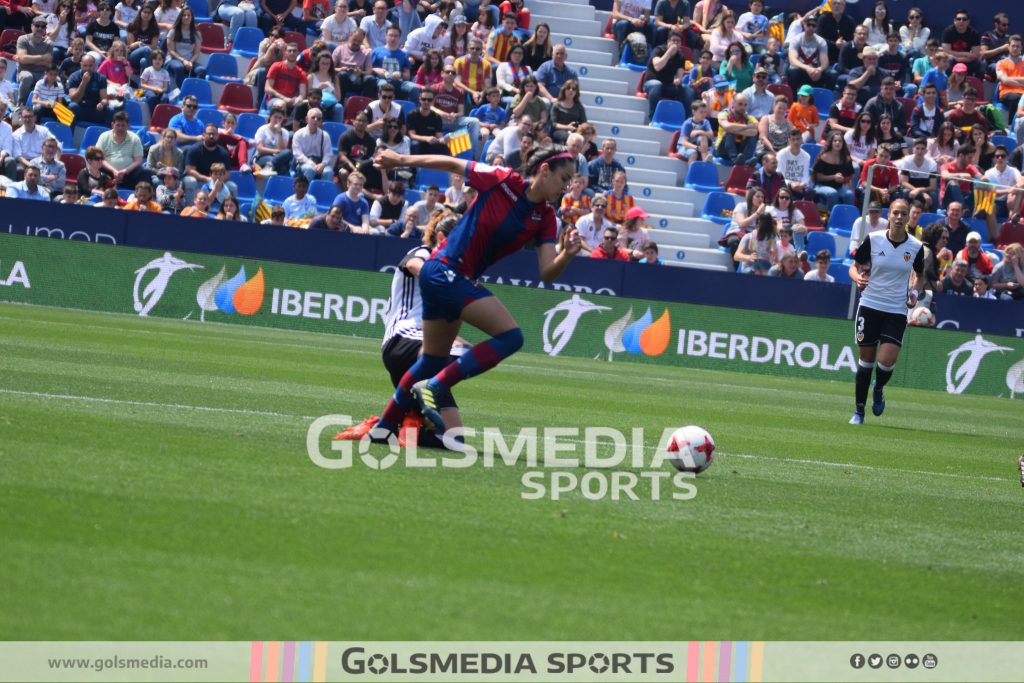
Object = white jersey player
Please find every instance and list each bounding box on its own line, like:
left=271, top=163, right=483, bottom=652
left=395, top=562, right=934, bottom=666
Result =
left=848, top=198, right=925, bottom=424
left=338, top=211, right=467, bottom=446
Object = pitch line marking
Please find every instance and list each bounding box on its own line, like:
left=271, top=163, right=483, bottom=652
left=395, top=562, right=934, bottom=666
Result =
left=0, top=389, right=318, bottom=420
left=0, top=389, right=1010, bottom=484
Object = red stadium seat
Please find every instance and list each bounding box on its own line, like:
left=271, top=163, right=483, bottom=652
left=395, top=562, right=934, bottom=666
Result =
left=217, top=82, right=257, bottom=114
left=668, top=130, right=682, bottom=159
left=724, top=164, right=755, bottom=195
left=766, top=83, right=793, bottom=101
left=148, top=103, right=181, bottom=131
left=965, top=76, right=987, bottom=104
left=794, top=199, right=824, bottom=230
left=197, top=22, right=229, bottom=54
left=60, top=152, right=85, bottom=180
left=635, top=70, right=647, bottom=98
left=996, top=221, right=1024, bottom=248
left=603, top=15, right=613, bottom=39
left=343, top=95, right=372, bottom=123
left=897, top=97, right=915, bottom=123
left=283, top=31, right=307, bottom=50
left=0, top=28, right=23, bottom=58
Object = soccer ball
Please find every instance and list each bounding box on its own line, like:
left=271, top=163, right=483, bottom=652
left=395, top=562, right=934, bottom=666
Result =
left=666, top=426, right=716, bottom=473
left=909, top=306, right=935, bottom=327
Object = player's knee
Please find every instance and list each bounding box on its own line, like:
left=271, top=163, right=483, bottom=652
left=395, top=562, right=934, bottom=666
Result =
left=494, top=327, right=524, bottom=357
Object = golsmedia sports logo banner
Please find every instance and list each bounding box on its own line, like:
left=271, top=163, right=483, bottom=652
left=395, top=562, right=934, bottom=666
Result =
left=2, top=640, right=1024, bottom=682
left=1, top=233, right=1021, bottom=399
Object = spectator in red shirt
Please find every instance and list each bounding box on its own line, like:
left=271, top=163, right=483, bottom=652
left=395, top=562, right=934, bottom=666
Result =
left=940, top=145, right=983, bottom=211
left=266, top=42, right=308, bottom=114
left=1, top=0, right=32, bottom=31
left=498, top=0, right=530, bottom=31
left=590, top=226, right=632, bottom=261
left=955, top=230, right=994, bottom=282
left=859, top=143, right=900, bottom=204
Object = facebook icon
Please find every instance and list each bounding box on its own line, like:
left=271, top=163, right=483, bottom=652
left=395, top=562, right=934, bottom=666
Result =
left=850, top=654, right=865, bottom=669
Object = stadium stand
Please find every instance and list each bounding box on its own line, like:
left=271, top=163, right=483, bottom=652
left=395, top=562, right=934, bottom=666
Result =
left=0, top=0, right=1018, bottom=284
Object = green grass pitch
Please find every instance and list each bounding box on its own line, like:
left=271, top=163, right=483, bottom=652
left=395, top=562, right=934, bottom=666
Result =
left=1, top=301, right=1023, bottom=641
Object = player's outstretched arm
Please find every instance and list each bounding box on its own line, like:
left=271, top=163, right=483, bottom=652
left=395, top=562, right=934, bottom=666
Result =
left=374, top=149, right=467, bottom=176
left=538, top=228, right=582, bottom=283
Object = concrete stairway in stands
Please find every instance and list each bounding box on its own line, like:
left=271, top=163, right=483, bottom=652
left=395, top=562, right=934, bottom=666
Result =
left=529, top=0, right=733, bottom=271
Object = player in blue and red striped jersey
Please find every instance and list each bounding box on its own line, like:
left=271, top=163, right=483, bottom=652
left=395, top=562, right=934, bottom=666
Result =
left=364, top=145, right=581, bottom=442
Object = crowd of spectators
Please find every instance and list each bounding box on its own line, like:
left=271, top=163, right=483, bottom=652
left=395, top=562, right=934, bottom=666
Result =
left=0, top=0, right=1019, bottom=297
left=624, top=0, right=1022, bottom=295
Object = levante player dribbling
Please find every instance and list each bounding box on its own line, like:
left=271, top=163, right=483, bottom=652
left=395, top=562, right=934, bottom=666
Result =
left=848, top=198, right=925, bottom=425
left=362, top=146, right=581, bottom=443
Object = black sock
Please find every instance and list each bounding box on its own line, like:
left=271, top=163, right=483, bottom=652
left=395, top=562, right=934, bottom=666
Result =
left=875, top=362, right=895, bottom=390
left=855, top=360, right=874, bottom=414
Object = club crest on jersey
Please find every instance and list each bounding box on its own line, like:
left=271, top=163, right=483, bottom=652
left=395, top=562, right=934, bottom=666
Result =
left=904, top=254, right=911, bottom=262
left=531, top=211, right=542, bottom=221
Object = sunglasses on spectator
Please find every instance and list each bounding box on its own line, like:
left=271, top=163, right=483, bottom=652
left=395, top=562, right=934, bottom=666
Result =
left=602, top=235, right=616, bottom=241
left=184, top=103, right=198, bottom=109
left=909, top=14, right=921, bottom=19
left=593, top=203, right=607, bottom=208
left=995, top=153, right=1007, bottom=158
left=443, top=70, right=456, bottom=74
left=755, top=73, right=767, bottom=79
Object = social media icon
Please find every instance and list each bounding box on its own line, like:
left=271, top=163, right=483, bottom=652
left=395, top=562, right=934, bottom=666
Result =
left=923, top=654, right=938, bottom=669
left=850, top=654, right=865, bottom=669
left=869, top=654, right=883, bottom=669
left=904, top=654, right=920, bottom=669
left=887, top=654, right=901, bottom=669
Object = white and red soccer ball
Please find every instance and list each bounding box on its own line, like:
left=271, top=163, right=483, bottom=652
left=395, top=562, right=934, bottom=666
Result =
left=667, top=425, right=716, bottom=474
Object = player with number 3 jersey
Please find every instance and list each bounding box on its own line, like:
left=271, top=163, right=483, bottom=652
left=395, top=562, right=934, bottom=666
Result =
left=848, top=198, right=925, bottom=424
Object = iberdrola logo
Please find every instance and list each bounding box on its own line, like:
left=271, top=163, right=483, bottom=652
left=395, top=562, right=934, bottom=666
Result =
left=196, top=265, right=265, bottom=321
left=604, top=307, right=672, bottom=360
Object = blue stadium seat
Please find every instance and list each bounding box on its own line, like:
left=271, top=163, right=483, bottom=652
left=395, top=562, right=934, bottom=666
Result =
left=828, top=262, right=853, bottom=285
left=403, top=188, right=421, bottom=205
left=414, top=167, right=450, bottom=191
left=188, top=0, right=210, bottom=22
left=261, top=175, right=294, bottom=205
left=205, top=53, right=240, bottom=83
left=990, top=134, right=1017, bottom=153
left=393, top=99, right=417, bottom=117
left=196, top=107, right=225, bottom=128
left=806, top=231, right=837, bottom=258
left=231, top=170, right=258, bottom=205
left=322, top=121, right=349, bottom=148
left=117, top=188, right=133, bottom=201
left=812, top=87, right=833, bottom=115
left=78, top=126, right=107, bottom=153
left=828, top=204, right=859, bottom=234
left=240, top=202, right=253, bottom=220
left=47, top=121, right=74, bottom=151
left=309, top=179, right=338, bottom=210
left=235, top=112, right=265, bottom=143
left=650, top=99, right=685, bottom=131
left=918, top=212, right=943, bottom=227
left=480, top=137, right=494, bottom=161
left=683, top=161, right=721, bottom=192
left=176, top=77, right=215, bottom=109
left=700, top=191, right=737, bottom=225
left=618, top=40, right=647, bottom=72
left=230, top=27, right=263, bottom=58
left=123, top=99, right=145, bottom=127
left=801, top=142, right=822, bottom=165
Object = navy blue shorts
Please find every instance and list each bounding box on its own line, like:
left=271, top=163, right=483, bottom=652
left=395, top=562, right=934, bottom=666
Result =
left=419, top=258, right=493, bottom=322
